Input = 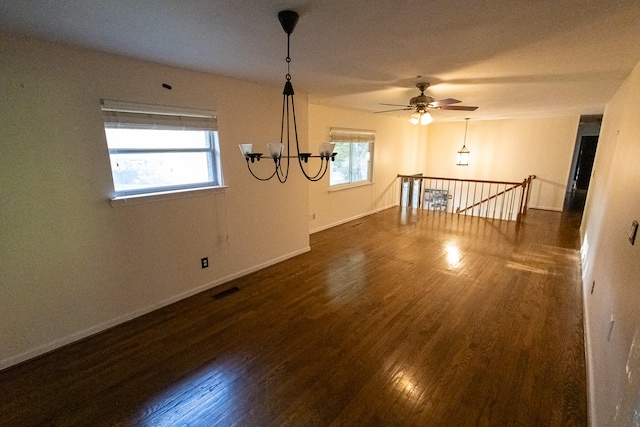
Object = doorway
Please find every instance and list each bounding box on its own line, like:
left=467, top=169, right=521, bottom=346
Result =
left=574, top=135, right=598, bottom=190
left=565, top=115, right=601, bottom=212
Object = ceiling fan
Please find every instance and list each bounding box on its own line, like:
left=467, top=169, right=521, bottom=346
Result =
left=375, top=82, right=478, bottom=124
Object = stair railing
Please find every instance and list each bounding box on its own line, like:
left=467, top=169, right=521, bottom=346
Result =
left=398, top=174, right=536, bottom=222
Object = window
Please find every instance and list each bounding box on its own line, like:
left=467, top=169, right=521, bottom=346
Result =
left=101, top=100, right=222, bottom=198
left=329, top=128, right=374, bottom=187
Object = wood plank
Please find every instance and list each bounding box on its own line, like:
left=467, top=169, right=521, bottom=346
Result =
left=0, top=207, right=588, bottom=426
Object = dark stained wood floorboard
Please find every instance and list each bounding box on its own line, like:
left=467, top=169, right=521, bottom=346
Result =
left=0, top=207, right=588, bottom=426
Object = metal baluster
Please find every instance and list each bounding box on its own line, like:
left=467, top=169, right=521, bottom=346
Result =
left=508, top=185, right=516, bottom=221
left=498, top=186, right=506, bottom=219
left=454, top=180, right=458, bottom=215
left=447, top=179, right=454, bottom=213
left=471, top=182, right=477, bottom=217
left=491, top=183, right=497, bottom=220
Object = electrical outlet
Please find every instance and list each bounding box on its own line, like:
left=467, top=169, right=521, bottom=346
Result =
left=201, top=257, right=209, bottom=269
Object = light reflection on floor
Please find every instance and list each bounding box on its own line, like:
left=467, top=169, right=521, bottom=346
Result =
left=325, top=250, right=367, bottom=298
left=392, top=369, right=422, bottom=402
left=140, top=362, right=236, bottom=426
left=444, top=242, right=462, bottom=268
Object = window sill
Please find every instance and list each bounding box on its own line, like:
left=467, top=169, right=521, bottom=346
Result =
left=110, top=185, right=227, bottom=207
left=328, top=181, right=374, bottom=193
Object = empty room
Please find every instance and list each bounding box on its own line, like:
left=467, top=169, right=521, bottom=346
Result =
left=1, top=2, right=640, bottom=426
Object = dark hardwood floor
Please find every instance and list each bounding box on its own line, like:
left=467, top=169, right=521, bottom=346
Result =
left=0, top=207, right=588, bottom=426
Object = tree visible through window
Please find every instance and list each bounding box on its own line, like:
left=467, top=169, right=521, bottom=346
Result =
left=329, top=128, right=374, bottom=187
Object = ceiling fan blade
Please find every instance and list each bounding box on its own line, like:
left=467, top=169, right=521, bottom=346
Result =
left=374, top=107, right=413, bottom=114
left=429, top=98, right=461, bottom=107
left=440, top=105, right=479, bottom=111
left=379, top=103, right=412, bottom=107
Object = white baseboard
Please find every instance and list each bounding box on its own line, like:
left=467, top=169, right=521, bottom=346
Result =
left=309, top=204, right=395, bottom=234
left=582, top=278, right=596, bottom=426
left=528, top=205, right=563, bottom=212
left=0, top=246, right=310, bottom=371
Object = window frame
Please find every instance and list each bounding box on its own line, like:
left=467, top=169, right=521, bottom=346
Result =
left=101, top=100, right=223, bottom=200
left=329, top=127, right=375, bottom=189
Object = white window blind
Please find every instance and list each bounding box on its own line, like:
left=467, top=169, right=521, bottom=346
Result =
left=329, top=128, right=376, bottom=144
left=102, top=100, right=217, bottom=131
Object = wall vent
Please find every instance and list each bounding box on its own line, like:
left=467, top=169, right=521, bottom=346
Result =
left=212, top=286, right=241, bottom=300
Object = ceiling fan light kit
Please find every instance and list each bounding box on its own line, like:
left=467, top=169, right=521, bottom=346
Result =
left=409, top=111, right=433, bottom=125
left=239, top=10, right=336, bottom=183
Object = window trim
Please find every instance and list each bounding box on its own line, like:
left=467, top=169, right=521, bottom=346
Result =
left=329, top=127, right=375, bottom=188
left=110, top=185, right=227, bottom=207
left=328, top=180, right=374, bottom=192
left=101, top=100, right=223, bottom=201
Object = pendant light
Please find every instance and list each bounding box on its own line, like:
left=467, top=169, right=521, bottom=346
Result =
left=456, top=118, right=471, bottom=166
left=239, top=10, right=336, bottom=182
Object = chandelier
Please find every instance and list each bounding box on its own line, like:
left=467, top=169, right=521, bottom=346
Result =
left=239, top=10, right=336, bottom=182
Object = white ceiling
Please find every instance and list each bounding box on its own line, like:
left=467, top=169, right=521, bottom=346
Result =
left=2, top=0, right=640, bottom=121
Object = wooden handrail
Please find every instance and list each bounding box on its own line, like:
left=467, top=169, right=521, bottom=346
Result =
left=397, top=174, right=522, bottom=186
left=456, top=175, right=537, bottom=216
left=456, top=183, right=521, bottom=214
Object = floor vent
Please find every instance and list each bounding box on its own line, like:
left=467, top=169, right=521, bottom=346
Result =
left=212, top=286, right=241, bottom=300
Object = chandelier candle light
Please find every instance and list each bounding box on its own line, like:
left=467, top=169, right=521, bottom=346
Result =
left=239, top=10, right=336, bottom=182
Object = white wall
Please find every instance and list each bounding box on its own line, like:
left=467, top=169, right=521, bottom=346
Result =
left=0, top=33, right=310, bottom=368
left=581, top=60, right=640, bottom=426
left=426, top=117, right=579, bottom=211
left=308, top=105, right=427, bottom=233
left=5, top=37, right=636, bottom=423
left=308, top=109, right=580, bottom=230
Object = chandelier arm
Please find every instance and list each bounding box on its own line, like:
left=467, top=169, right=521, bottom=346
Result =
left=290, top=96, right=327, bottom=181
left=274, top=93, right=291, bottom=183
left=276, top=154, right=288, bottom=183
left=244, top=159, right=278, bottom=181
left=307, top=160, right=330, bottom=182
left=298, top=158, right=329, bottom=181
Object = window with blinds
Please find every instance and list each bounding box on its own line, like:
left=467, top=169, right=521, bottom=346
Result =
left=329, top=127, right=374, bottom=187
left=101, top=100, right=222, bottom=197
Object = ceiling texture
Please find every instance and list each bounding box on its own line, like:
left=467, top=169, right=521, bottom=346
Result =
left=2, top=0, right=640, bottom=121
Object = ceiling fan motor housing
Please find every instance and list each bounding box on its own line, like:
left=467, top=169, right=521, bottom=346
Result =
left=410, top=94, right=435, bottom=107
left=410, top=82, right=433, bottom=106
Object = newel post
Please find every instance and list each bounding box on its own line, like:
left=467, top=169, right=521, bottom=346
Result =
left=517, top=175, right=536, bottom=222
